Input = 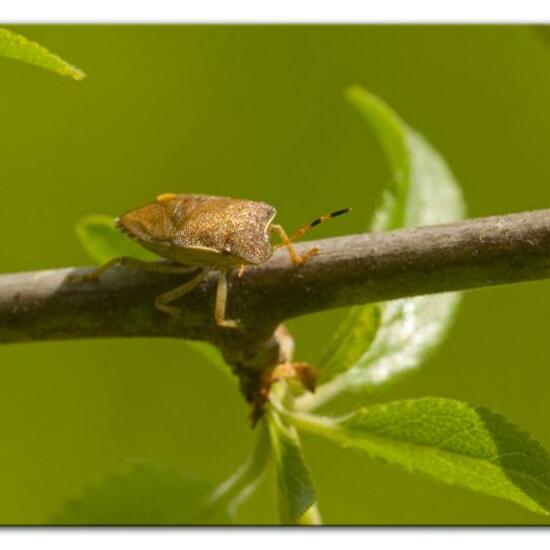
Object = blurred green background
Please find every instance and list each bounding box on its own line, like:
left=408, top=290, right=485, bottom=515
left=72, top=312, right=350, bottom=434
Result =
left=1, top=25, right=550, bottom=525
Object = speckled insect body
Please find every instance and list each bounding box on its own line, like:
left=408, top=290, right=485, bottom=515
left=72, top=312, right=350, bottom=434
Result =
left=81, top=192, right=350, bottom=329
left=117, top=194, right=277, bottom=269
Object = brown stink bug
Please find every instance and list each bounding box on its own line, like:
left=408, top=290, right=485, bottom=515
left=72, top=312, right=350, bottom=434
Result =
left=78, top=193, right=350, bottom=328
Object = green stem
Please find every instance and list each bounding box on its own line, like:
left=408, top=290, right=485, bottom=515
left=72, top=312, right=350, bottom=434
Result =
left=278, top=406, right=340, bottom=439
left=204, top=419, right=271, bottom=519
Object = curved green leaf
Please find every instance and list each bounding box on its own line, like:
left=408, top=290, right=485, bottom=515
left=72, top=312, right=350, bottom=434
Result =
left=267, top=410, right=317, bottom=524
left=50, top=460, right=231, bottom=525
left=0, top=28, right=85, bottom=80
left=76, top=214, right=157, bottom=264
left=303, top=88, right=465, bottom=408
left=292, top=398, right=550, bottom=516
left=347, top=90, right=465, bottom=390
left=346, top=85, right=410, bottom=231
left=206, top=421, right=271, bottom=518
left=318, top=304, right=381, bottom=384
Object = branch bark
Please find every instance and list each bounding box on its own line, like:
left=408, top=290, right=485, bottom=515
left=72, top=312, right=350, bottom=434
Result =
left=2, top=208, right=550, bottom=396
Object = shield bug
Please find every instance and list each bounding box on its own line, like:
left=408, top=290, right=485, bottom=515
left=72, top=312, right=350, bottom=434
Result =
left=78, top=193, right=350, bottom=328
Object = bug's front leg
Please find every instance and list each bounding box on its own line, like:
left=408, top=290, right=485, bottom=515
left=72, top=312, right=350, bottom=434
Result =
left=69, top=257, right=199, bottom=282
left=270, top=224, right=320, bottom=265
left=214, top=270, right=242, bottom=329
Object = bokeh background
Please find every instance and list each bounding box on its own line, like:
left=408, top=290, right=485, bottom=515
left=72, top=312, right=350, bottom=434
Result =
left=1, top=25, right=550, bottom=524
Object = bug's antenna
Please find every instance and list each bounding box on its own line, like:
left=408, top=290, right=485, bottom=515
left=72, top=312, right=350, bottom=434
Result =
left=287, top=208, right=351, bottom=242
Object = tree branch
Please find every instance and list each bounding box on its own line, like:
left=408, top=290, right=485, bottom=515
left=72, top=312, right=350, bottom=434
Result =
left=2, top=208, right=550, bottom=400
left=3, top=208, right=550, bottom=343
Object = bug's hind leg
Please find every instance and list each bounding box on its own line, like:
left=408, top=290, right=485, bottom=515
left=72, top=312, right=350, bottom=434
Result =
left=70, top=257, right=199, bottom=282
left=270, top=224, right=320, bottom=266
left=215, top=271, right=242, bottom=329
left=155, top=269, right=207, bottom=318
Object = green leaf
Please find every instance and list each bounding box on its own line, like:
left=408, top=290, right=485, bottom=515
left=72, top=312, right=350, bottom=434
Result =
left=207, top=421, right=271, bottom=518
left=346, top=85, right=410, bottom=231
left=50, top=460, right=230, bottom=525
left=347, top=86, right=465, bottom=232
left=267, top=410, right=317, bottom=524
left=318, top=304, right=381, bottom=384
left=76, top=214, right=157, bottom=264
left=303, top=88, right=466, bottom=407
left=346, top=89, right=465, bottom=390
left=291, top=398, right=550, bottom=516
left=0, top=28, right=85, bottom=80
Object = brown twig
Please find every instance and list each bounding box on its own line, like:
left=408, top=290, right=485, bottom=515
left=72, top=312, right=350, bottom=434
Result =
left=2, top=208, right=550, bottom=405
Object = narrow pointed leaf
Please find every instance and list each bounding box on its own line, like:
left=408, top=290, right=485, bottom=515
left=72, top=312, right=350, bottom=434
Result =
left=0, top=28, right=85, bottom=80
left=346, top=85, right=410, bottom=231
left=207, top=422, right=271, bottom=518
left=76, top=214, right=157, bottom=264
left=309, top=88, right=465, bottom=402
left=50, top=460, right=231, bottom=525
left=293, top=398, right=550, bottom=516
left=346, top=90, right=465, bottom=390
left=318, top=304, right=381, bottom=384
left=267, top=411, right=317, bottom=524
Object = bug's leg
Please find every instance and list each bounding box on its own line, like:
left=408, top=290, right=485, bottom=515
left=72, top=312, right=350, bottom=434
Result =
left=215, top=270, right=242, bottom=329
left=287, top=208, right=351, bottom=241
left=270, top=224, right=320, bottom=266
left=271, top=208, right=351, bottom=265
left=155, top=269, right=207, bottom=318
left=70, top=257, right=198, bottom=282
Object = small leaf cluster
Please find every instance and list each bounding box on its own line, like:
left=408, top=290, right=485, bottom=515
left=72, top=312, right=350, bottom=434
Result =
left=66, top=86, right=550, bottom=525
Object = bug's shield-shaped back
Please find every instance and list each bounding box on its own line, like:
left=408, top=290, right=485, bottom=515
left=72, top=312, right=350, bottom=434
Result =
left=117, top=194, right=277, bottom=268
